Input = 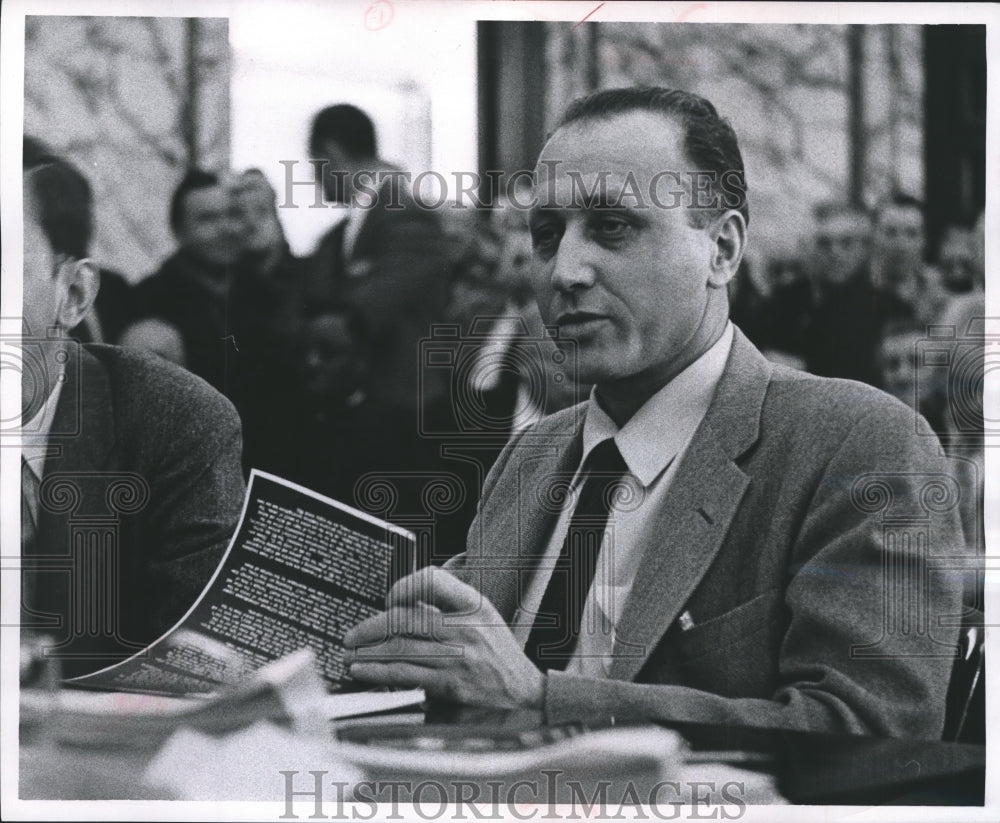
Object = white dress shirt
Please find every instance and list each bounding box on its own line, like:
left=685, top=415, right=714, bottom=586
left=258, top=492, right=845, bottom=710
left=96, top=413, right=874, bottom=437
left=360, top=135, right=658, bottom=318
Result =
left=21, top=374, right=64, bottom=522
left=513, top=323, right=735, bottom=676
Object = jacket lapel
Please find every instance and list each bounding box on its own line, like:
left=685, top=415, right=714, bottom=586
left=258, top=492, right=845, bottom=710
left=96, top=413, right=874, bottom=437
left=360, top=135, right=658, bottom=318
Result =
left=37, top=347, right=116, bottom=548
left=608, top=328, right=772, bottom=680
left=472, top=419, right=585, bottom=621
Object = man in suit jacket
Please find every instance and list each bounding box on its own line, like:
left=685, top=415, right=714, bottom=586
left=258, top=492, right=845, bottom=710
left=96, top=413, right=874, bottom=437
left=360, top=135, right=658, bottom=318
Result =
left=20, top=143, right=245, bottom=678
left=343, top=89, right=966, bottom=738
left=303, top=104, right=450, bottom=410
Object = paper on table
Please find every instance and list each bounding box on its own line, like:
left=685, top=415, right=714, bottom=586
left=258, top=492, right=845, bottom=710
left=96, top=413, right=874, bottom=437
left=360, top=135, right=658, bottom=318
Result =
left=23, top=647, right=424, bottom=751
left=144, top=722, right=365, bottom=801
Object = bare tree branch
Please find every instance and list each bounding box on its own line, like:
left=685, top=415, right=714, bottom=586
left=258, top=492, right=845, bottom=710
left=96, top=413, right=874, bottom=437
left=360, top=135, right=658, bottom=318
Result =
left=140, top=17, right=182, bottom=98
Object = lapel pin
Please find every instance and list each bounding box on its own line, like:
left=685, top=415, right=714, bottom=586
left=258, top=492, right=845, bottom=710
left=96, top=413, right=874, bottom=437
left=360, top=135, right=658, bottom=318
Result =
left=678, top=610, right=695, bottom=631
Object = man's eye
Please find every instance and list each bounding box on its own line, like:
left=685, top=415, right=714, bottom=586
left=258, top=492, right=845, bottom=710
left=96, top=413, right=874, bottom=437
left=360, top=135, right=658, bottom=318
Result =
left=530, top=224, right=561, bottom=251
left=593, top=215, right=631, bottom=241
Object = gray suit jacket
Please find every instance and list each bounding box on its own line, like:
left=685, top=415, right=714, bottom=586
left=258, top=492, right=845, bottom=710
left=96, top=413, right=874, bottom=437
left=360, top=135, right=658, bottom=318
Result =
left=447, top=329, right=965, bottom=738
left=24, top=344, right=246, bottom=677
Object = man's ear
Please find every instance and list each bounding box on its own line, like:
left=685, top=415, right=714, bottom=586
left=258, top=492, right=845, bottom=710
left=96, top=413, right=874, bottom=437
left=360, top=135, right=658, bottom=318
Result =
left=55, top=258, right=100, bottom=330
left=707, top=210, right=747, bottom=288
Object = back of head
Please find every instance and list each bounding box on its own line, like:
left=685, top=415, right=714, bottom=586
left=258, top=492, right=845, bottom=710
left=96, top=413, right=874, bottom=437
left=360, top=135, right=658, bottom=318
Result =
left=309, top=104, right=377, bottom=160
left=555, top=86, right=749, bottom=228
left=23, top=137, right=93, bottom=259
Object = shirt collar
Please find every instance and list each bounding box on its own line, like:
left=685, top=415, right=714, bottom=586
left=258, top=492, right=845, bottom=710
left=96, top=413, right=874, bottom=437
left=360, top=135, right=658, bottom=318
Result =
left=581, top=322, right=734, bottom=487
left=21, top=373, right=65, bottom=480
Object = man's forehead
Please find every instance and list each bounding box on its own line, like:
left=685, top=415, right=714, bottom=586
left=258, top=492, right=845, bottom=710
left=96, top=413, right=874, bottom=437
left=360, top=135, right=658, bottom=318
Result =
left=535, top=110, right=687, bottom=176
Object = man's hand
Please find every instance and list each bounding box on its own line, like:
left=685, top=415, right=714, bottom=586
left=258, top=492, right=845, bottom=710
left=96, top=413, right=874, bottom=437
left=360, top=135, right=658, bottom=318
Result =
left=343, top=566, right=545, bottom=709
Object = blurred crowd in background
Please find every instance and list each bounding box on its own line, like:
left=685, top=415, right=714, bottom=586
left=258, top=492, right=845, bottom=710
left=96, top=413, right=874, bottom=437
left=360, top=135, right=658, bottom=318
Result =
left=28, top=102, right=987, bottom=562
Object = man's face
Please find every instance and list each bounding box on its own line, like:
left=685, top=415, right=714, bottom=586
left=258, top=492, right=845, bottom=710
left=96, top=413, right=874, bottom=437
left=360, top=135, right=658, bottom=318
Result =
left=880, top=331, right=922, bottom=408
left=177, top=185, right=242, bottom=266
left=875, top=204, right=924, bottom=265
left=315, top=139, right=358, bottom=203
left=235, top=182, right=283, bottom=256
left=938, top=229, right=975, bottom=293
left=815, top=211, right=870, bottom=284
left=299, top=314, right=364, bottom=402
left=528, top=112, right=719, bottom=387
left=22, top=181, right=62, bottom=341
left=22, top=179, right=72, bottom=415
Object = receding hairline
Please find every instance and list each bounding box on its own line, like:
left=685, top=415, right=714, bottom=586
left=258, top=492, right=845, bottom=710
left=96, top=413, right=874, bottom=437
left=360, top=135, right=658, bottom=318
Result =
left=544, top=106, right=687, bottom=143
left=535, top=109, right=695, bottom=176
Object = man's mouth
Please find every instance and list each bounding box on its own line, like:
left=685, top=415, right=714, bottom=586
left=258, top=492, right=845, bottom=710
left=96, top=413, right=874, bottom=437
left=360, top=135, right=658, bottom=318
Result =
left=556, top=311, right=608, bottom=330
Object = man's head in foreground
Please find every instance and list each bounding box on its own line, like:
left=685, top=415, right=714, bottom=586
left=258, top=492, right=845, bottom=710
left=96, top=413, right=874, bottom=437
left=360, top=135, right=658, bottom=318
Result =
left=528, top=87, right=748, bottom=422
left=22, top=140, right=100, bottom=417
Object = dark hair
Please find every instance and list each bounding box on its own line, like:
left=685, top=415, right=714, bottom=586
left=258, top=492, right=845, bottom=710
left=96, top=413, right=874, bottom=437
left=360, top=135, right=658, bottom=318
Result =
left=309, top=104, right=377, bottom=160
left=169, top=168, right=223, bottom=235
left=23, top=137, right=93, bottom=260
left=555, top=87, right=749, bottom=228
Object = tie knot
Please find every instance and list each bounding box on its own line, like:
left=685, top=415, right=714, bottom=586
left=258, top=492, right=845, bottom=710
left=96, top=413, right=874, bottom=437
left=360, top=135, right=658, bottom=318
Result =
left=585, top=438, right=627, bottom=476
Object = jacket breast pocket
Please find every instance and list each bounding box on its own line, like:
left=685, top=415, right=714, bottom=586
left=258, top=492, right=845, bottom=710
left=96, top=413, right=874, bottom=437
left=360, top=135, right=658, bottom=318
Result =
left=665, top=587, right=786, bottom=697
left=674, top=586, right=784, bottom=661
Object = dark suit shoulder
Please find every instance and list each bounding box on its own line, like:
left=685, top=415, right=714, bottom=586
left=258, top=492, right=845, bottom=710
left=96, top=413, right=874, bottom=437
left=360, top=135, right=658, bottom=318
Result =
left=82, top=343, right=241, bottom=432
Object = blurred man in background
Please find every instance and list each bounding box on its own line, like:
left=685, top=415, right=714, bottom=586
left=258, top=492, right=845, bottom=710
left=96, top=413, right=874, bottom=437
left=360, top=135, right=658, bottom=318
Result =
left=802, top=201, right=882, bottom=385
left=936, top=225, right=978, bottom=296
left=121, top=169, right=304, bottom=472
left=303, top=103, right=451, bottom=412
left=870, top=194, right=949, bottom=329
left=122, top=169, right=243, bottom=391
left=813, top=201, right=872, bottom=287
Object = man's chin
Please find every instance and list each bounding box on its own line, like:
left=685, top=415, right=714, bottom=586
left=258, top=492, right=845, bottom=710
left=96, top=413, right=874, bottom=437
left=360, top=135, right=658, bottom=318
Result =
left=574, top=355, right=625, bottom=388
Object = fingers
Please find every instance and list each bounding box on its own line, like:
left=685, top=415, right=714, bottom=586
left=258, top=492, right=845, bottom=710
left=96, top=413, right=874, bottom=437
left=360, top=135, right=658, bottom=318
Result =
left=348, top=660, right=446, bottom=692
left=348, top=660, right=480, bottom=706
left=343, top=604, right=440, bottom=650
left=345, top=634, right=461, bottom=667
left=387, top=566, right=482, bottom=613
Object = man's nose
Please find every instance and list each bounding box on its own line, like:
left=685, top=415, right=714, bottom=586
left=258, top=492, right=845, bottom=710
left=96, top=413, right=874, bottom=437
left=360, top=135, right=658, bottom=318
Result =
left=549, top=228, right=597, bottom=292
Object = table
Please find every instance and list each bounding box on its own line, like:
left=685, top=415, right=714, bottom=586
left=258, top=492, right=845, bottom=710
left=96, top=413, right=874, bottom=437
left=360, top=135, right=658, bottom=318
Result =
left=17, top=698, right=987, bottom=807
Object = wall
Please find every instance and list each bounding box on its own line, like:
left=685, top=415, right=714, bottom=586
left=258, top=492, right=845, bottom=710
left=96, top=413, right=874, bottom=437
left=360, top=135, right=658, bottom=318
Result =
left=24, top=16, right=230, bottom=281
left=543, top=23, right=925, bottom=263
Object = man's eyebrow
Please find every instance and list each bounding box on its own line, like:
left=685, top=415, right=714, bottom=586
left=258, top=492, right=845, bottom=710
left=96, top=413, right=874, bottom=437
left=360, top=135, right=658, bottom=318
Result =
left=587, top=188, right=637, bottom=210
left=529, top=185, right=642, bottom=214
left=527, top=202, right=562, bottom=220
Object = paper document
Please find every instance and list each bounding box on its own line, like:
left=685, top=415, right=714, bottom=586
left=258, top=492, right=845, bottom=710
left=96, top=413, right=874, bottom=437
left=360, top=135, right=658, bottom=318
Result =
left=67, top=471, right=415, bottom=696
